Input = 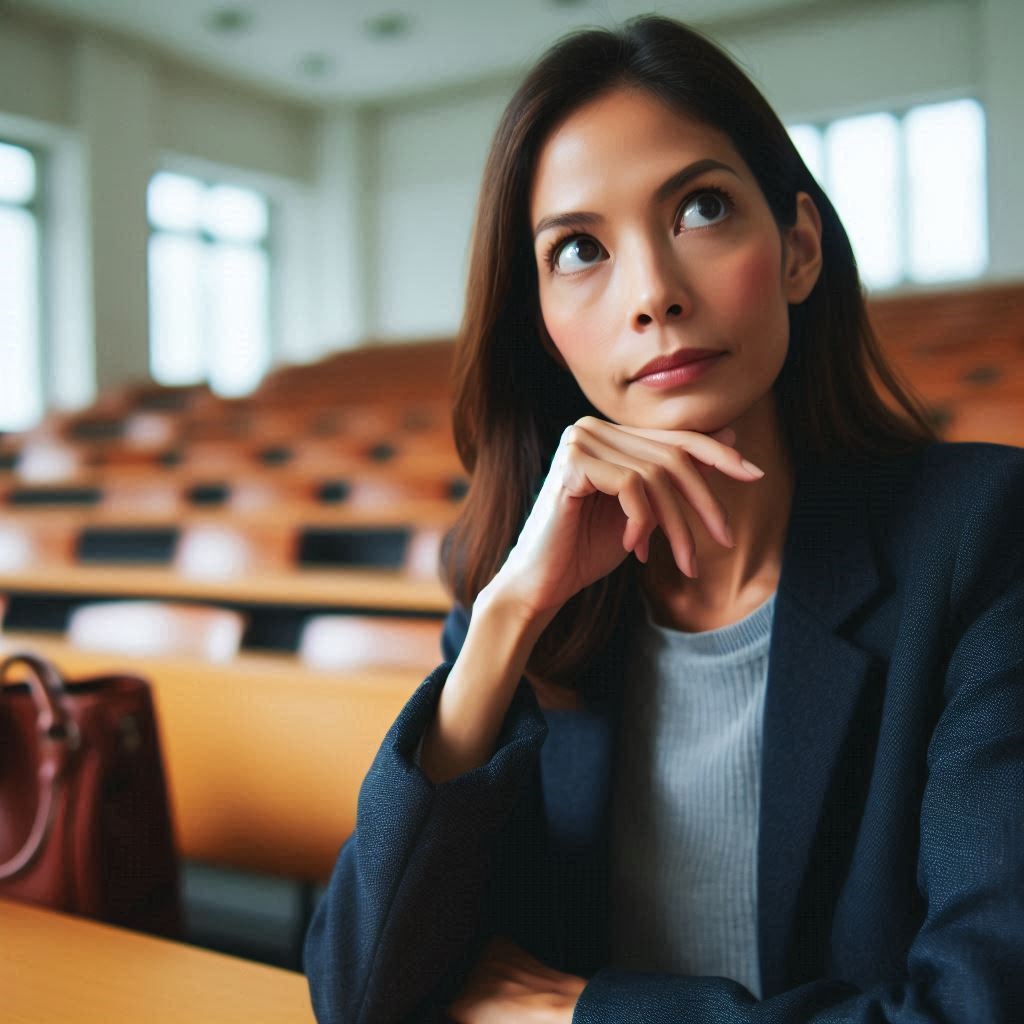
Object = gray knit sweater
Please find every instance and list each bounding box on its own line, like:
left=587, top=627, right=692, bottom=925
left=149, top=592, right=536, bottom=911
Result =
left=607, top=591, right=775, bottom=999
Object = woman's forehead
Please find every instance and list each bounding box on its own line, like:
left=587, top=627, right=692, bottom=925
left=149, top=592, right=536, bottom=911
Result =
left=530, top=88, right=745, bottom=223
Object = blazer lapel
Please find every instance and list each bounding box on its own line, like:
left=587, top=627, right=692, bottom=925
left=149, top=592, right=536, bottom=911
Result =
left=757, top=457, right=887, bottom=996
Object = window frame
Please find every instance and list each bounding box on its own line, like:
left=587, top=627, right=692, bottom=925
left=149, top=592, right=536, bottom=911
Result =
left=787, top=94, right=988, bottom=292
left=0, top=136, right=48, bottom=432
left=146, top=167, right=276, bottom=395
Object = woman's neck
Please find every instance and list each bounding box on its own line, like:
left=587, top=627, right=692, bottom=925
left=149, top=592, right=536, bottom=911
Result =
left=640, top=395, right=794, bottom=632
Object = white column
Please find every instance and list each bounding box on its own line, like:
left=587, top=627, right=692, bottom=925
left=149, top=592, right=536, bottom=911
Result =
left=981, top=0, right=1024, bottom=280
left=306, top=104, right=375, bottom=353
left=74, top=34, right=155, bottom=391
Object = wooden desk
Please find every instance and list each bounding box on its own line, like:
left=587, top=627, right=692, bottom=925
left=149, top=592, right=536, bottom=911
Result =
left=0, top=564, right=451, bottom=612
left=0, top=633, right=430, bottom=880
left=2, top=897, right=315, bottom=1023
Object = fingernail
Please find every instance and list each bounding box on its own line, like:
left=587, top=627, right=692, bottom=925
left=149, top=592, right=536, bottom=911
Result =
left=741, top=459, right=765, bottom=478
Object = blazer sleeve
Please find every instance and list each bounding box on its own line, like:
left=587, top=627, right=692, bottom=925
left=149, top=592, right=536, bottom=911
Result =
left=304, top=604, right=550, bottom=1024
left=573, top=453, right=1024, bottom=1024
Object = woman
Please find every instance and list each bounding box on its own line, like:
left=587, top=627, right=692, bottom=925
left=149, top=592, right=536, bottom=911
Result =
left=305, top=16, right=1024, bottom=1023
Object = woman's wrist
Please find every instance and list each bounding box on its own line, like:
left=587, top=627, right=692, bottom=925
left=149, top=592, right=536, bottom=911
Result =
left=476, top=573, right=560, bottom=640
left=419, top=582, right=553, bottom=785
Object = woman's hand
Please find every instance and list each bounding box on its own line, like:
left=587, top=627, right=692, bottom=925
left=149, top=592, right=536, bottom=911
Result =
left=447, top=936, right=587, bottom=1024
left=486, top=415, right=764, bottom=620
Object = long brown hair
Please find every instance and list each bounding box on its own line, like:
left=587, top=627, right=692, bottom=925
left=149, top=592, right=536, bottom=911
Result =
left=444, top=16, right=935, bottom=689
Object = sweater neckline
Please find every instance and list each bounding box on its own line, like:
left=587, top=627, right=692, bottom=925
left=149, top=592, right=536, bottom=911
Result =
left=638, top=590, right=777, bottom=659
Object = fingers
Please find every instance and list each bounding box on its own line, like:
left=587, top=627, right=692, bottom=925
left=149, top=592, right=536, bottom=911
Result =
left=561, top=430, right=698, bottom=576
left=560, top=440, right=658, bottom=553
left=568, top=421, right=735, bottom=556
left=584, top=417, right=764, bottom=481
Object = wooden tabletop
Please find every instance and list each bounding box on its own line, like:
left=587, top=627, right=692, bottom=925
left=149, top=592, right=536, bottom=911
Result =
left=0, top=564, right=451, bottom=612
left=2, top=897, right=315, bottom=1023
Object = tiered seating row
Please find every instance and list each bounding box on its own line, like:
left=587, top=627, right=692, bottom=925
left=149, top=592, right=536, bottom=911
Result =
left=1, top=290, right=1020, bottom=932
left=868, top=282, right=1024, bottom=446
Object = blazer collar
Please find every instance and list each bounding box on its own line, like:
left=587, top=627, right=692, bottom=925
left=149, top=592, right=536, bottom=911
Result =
left=757, top=454, right=889, bottom=995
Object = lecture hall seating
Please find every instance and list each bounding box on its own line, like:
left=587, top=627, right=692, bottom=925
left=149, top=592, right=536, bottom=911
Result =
left=0, top=289, right=1021, bottom=964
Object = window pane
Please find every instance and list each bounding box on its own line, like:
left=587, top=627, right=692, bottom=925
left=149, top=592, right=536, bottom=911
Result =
left=149, top=233, right=205, bottom=384
left=788, top=124, right=825, bottom=186
left=905, top=99, right=987, bottom=282
left=0, top=208, right=42, bottom=429
left=206, top=245, right=270, bottom=397
left=148, top=172, right=203, bottom=232
left=203, top=185, right=268, bottom=243
left=825, top=112, right=902, bottom=289
left=0, top=142, right=35, bottom=205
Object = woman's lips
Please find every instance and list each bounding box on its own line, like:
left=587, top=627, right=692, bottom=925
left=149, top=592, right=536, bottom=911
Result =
left=631, top=351, right=726, bottom=389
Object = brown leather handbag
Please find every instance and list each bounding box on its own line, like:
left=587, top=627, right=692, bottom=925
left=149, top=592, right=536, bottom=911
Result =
left=0, top=652, right=182, bottom=937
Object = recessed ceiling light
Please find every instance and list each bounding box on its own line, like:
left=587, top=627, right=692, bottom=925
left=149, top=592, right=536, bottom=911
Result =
left=298, top=53, right=336, bottom=80
left=205, top=6, right=254, bottom=35
left=364, top=12, right=412, bottom=40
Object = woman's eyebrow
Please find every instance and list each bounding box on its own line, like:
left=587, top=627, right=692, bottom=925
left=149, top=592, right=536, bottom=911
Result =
left=653, top=158, right=739, bottom=203
left=532, top=210, right=603, bottom=242
left=532, top=157, right=739, bottom=241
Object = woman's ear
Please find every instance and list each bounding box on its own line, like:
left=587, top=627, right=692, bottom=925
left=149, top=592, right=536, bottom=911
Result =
left=783, top=192, right=823, bottom=304
left=537, top=315, right=569, bottom=370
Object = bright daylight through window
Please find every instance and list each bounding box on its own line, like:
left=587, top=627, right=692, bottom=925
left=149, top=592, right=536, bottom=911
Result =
left=788, top=98, right=987, bottom=290
left=148, top=171, right=271, bottom=398
left=0, top=141, right=42, bottom=432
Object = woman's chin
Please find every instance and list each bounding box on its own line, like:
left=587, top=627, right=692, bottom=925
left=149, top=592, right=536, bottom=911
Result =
left=612, top=407, right=731, bottom=435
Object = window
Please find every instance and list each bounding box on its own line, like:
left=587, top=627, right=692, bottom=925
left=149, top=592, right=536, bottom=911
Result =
left=0, top=141, right=43, bottom=431
left=148, top=171, right=272, bottom=397
left=788, top=98, right=987, bottom=290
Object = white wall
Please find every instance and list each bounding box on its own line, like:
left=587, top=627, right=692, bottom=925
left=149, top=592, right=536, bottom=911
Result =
left=0, top=15, right=73, bottom=127
left=303, top=106, right=376, bottom=355
left=368, top=83, right=517, bottom=339
left=365, top=0, right=1023, bottom=340
left=980, top=0, right=1024, bottom=279
left=0, top=12, right=319, bottom=402
left=724, top=0, right=979, bottom=121
left=75, top=35, right=155, bottom=391
left=2, top=0, right=1022, bottom=403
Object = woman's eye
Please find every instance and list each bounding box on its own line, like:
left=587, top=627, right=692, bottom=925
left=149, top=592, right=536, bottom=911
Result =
left=679, top=191, right=731, bottom=231
left=553, top=236, right=607, bottom=274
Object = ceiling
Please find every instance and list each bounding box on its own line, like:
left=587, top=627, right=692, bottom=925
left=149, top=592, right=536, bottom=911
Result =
left=7, top=0, right=843, bottom=105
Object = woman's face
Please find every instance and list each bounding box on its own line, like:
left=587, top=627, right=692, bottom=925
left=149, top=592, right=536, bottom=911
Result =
left=529, top=87, right=821, bottom=435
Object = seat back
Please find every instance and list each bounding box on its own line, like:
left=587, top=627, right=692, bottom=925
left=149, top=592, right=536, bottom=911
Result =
left=67, top=600, right=247, bottom=663
left=298, top=614, right=441, bottom=671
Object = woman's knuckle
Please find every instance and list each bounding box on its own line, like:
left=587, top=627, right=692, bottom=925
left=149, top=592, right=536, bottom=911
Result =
left=562, top=427, right=584, bottom=451
left=666, top=448, right=691, bottom=476
left=644, top=462, right=669, bottom=487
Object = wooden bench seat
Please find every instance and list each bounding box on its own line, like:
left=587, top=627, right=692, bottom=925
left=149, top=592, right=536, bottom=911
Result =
left=0, top=631, right=433, bottom=881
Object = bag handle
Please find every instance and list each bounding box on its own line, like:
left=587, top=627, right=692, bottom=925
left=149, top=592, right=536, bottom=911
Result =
left=0, top=653, right=81, bottom=881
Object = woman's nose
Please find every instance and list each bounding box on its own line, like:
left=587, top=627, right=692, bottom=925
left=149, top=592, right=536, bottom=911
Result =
left=636, top=303, right=683, bottom=327
left=626, top=245, right=689, bottom=329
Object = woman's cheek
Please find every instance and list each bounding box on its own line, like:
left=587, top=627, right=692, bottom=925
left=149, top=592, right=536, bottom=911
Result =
left=544, top=311, right=624, bottom=415
left=717, top=243, right=783, bottom=324
left=543, top=298, right=608, bottom=374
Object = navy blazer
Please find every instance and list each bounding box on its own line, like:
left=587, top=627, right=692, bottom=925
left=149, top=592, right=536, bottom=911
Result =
left=305, top=441, right=1024, bottom=1023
